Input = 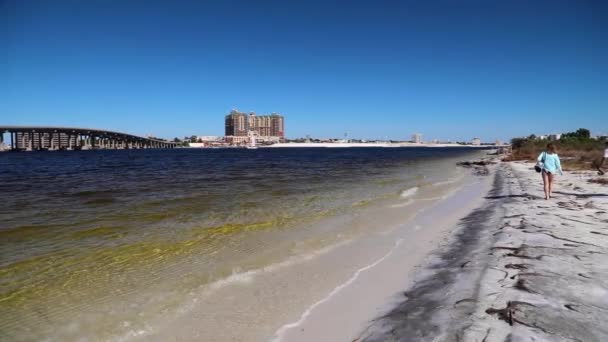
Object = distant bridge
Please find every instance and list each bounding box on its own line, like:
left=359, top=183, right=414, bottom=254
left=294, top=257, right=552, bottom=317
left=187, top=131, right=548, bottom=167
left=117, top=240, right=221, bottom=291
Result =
left=0, top=126, right=178, bottom=151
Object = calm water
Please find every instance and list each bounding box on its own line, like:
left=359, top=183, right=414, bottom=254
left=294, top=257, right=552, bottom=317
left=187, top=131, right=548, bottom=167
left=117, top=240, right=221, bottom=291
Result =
left=0, top=147, right=483, bottom=340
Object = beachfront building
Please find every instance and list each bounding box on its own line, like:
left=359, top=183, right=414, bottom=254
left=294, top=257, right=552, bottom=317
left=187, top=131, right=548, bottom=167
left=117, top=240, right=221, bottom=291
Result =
left=549, top=134, right=562, bottom=141
left=188, top=135, right=224, bottom=148
left=225, top=109, right=285, bottom=145
left=225, top=110, right=248, bottom=137
left=224, top=135, right=250, bottom=145
left=472, top=138, right=481, bottom=146
left=412, top=133, right=423, bottom=144
left=197, top=136, right=222, bottom=142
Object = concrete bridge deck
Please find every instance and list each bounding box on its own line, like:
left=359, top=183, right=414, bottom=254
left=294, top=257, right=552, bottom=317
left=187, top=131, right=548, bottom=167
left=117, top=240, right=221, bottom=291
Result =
left=0, top=126, right=177, bottom=151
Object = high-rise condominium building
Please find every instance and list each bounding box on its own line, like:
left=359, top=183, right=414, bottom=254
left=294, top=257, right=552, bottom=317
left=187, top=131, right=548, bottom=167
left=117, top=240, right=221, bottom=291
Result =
left=412, top=133, right=423, bottom=144
left=225, top=110, right=248, bottom=137
left=225, top=110, right=285, bottom=143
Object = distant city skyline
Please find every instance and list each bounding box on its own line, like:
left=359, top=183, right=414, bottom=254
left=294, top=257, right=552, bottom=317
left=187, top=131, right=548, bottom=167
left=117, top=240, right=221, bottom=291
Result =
left=2, top=0, right=607, bottom=141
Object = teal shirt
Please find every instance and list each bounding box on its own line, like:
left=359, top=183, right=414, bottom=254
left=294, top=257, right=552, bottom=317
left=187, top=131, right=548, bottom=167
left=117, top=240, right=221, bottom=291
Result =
left=538, top=152, right=562, bottom=174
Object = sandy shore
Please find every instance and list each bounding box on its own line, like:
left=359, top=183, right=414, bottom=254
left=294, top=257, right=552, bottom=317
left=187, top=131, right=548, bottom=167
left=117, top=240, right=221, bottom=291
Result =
left=359, top=161, right=608, bottom=341
left=272, top=171, right=494, bottom=342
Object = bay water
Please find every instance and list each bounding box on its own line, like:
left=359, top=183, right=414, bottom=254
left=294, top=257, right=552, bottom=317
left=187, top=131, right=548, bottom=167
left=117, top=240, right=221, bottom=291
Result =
left=0, top=147, right=486, bottom=340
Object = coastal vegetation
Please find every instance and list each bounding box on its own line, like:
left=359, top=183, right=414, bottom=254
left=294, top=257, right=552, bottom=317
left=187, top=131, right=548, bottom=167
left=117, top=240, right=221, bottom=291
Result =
left=507, top=128, right=606, bottom=170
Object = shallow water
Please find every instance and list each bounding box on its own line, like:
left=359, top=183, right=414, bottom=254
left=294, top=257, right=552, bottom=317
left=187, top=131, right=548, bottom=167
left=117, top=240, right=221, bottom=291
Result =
left=0, top=147, right=485, bottom=340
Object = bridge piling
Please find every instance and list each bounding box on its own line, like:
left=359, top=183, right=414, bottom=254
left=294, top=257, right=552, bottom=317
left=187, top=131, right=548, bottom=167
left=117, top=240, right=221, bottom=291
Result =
left=1, top=126, right=178, bottom=151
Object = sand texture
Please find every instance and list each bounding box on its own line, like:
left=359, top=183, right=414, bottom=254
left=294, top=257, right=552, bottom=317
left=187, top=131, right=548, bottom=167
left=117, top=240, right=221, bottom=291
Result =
left=359, top=161, right=608, bottom=342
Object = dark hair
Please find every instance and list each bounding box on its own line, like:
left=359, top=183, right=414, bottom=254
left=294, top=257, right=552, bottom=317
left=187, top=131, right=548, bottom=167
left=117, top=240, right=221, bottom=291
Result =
left=547, top=143, right=556, bottom=153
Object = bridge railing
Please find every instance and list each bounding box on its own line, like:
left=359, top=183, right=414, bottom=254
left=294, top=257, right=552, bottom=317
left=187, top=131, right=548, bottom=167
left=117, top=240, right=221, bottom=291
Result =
left=0, top=126, right=178, bottom=151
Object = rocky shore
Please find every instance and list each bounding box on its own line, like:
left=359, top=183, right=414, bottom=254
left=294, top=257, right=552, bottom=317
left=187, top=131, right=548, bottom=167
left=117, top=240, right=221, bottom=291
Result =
left=359, top=161, right=608, bottom=341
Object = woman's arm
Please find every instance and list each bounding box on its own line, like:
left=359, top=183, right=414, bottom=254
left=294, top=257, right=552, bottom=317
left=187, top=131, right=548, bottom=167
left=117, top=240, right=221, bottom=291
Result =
left=537, top=152, right=544, bottom=162
left=556, top=155, right=563, bottom=175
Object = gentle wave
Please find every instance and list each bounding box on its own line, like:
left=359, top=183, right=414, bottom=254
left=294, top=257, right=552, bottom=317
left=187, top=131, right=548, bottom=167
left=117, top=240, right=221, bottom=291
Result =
left=390, top=199, right=414, bottom=208
left=209, top=239, right=353, bottom=290
left=400, top=187, right=418, bottom=198
left=433, top=179, right=457, bottom=186
left=271, top=238, right=404, bottom=342
left=432, top=174, right=464, bottom=187
left=206, top=239, right=347, bottom=295
left=118, top=238, right=355, bottom=341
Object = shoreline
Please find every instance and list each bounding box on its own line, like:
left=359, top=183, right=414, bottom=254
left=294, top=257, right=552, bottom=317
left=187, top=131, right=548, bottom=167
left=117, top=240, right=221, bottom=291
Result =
left=359, top=161, right=608, bottom=341
left=267, top=160, right=497, bottom=341
left=138, top=153, right=494, bottom=342
left=1, top=148, right=490, bottom=341
left=266, top=142, right=500, bottom=148
left=358, top=160, right=507, bottom=341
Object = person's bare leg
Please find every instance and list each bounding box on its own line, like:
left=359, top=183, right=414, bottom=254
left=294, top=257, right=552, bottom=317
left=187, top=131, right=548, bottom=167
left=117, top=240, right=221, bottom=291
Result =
left=548, top=173, right=554, bottom=198
left=542, top=172, right=549, bottom=200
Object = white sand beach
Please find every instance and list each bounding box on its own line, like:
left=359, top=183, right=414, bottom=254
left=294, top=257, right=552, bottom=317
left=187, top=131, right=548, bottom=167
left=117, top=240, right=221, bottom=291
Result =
left=359, top=160, right=608, bottom=341
left=462, top=162, right=608, bottom=341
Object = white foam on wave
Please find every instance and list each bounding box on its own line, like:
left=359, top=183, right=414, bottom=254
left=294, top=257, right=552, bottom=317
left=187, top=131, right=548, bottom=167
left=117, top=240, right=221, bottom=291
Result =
left=116, top=239, right=353, bottom=341
left=419, top=184, right=465, bottom=202
left=400, top=187, right=418, bottom=198
left=432, top=174, right=464, bottom=187
left=433, top=179, right=457, bottom=186
left=271, top=238, right=404, bottom=342
left=208, top=269, right=258, bottom=290
left=390, top=199, right=414, bottom=208
left=204, top=238, right=353, bottom=293
left=419, top=196, right=444, bottom=201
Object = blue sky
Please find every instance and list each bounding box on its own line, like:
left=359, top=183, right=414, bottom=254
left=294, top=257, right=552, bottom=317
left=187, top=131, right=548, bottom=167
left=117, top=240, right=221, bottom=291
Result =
left=2, top=0, right=607, bottom=141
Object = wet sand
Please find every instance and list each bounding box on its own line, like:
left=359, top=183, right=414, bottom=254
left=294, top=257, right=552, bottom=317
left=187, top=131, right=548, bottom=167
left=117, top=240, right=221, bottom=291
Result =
left=359, top=161, right=608, bottom=341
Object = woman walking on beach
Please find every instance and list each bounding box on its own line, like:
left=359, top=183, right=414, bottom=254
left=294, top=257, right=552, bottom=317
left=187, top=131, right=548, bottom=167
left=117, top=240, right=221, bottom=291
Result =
left=538, top=143, right=563, bottom=200
left=598, top=141, right=608, bottom=175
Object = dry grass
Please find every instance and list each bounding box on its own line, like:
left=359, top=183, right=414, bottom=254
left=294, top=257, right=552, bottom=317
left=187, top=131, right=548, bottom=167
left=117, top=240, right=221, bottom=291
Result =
left=505, top=141, right=604, bottom=171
